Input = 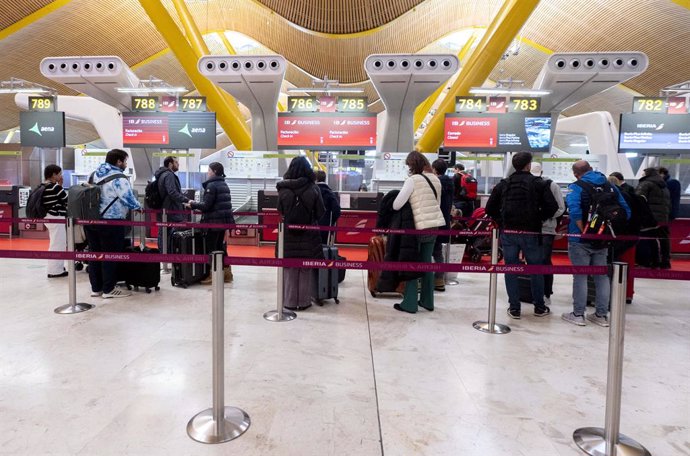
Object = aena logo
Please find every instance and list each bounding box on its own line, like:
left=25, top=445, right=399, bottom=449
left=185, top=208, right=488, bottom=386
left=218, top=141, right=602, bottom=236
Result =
left=178, top=124, right=207, bottom=138
left=29, top=123, right=55, bottom=136
left=178, top=124, right=192, bottom=138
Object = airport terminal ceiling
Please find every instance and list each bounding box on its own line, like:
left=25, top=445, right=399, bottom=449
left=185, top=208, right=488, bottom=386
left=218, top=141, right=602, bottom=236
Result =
left=0, top=0, right=689, bottom=144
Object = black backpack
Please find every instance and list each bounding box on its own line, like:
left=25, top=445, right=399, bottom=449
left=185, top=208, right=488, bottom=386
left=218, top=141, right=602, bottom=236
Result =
left=284, top=189, right=313, bottom=225
left=499, top=174, right=542, bottom=229
left=145, top=176, right=165, bottom=209
left=26, top=184, right=48, bottom=218
left=576, top=180, right=628, bottom=248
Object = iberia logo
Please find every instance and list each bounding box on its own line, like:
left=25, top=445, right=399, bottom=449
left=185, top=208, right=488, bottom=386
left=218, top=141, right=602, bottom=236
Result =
left=486, top=266, right=495, bottom=272
left=347, top=219, right=368, bottom=236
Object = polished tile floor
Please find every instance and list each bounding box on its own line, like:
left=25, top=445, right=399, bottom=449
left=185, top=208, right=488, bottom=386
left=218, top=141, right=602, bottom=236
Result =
left=0, top=260, right=687, bottom=455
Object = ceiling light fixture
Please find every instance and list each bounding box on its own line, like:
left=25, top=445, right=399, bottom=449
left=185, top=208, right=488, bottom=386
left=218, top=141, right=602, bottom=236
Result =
left=116, top=76, right=186, bottom=95
left=469, top=78, right=551, bottom=97
left=0, top=78, right=56, bottom=95
left=287, top=76, right=365, bottom=95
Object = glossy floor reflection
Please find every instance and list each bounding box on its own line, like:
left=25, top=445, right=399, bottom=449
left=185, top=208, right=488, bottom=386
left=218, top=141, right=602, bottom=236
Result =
left=0, top=261, right=687, bottom=455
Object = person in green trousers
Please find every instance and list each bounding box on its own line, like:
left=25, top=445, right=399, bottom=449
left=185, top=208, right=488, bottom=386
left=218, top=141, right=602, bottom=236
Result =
left=392, top=152, right=447, bottom=314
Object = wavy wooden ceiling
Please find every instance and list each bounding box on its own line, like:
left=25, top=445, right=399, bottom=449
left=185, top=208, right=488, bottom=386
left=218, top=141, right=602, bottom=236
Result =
left=0, top=0, right=688, bottom=144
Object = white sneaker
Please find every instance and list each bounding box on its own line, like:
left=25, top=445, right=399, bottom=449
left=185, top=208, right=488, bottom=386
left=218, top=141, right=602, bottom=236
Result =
left=102, top=289, right=132, bottom=299
left=561, top=312, right=586, bottom=326
left=586, top=312, right=610, bottom=327
left=544, top=296, right=552, bottom=306
left=90, top=291, right=102, bottom=297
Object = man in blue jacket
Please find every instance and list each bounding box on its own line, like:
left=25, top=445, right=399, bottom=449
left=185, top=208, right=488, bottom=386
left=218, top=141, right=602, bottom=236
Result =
left=85, top=149, right=142, bottom=299
left=563, top=160, right=630, bottom=327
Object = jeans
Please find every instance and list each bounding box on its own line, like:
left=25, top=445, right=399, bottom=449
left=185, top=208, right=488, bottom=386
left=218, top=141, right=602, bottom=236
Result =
left=658, top=225, right=671, bottom=266
left=84, top=225, right=126, bottom=294
left=501, top=233, right=545, bottom=310
left=568, top=242, right=609, bottom=317
left=541, top=234, right=555, bottom=298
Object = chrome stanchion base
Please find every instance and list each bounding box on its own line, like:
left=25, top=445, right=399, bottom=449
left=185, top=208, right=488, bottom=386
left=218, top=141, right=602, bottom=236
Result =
left=187, top=406, right=250, bottom=444
left=573, top=427, right=651, bottom=456
left=54, top=303, right=94, bottom=314
left=445, top=278, right=460, bottom=286
left=472, top=321, right=511, bottom=334
left=263, top=309, right=297, bottom=322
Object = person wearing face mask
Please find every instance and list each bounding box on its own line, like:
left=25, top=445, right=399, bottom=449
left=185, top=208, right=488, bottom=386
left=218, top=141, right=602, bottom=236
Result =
left=186, top=162, right=234, bottom=283
left=42, top=164, right=69, bottom=278
left=84, top=149, right=142, bottom=299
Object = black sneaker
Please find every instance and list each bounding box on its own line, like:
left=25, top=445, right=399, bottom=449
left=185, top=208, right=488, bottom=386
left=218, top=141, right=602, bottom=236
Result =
left=506, top=308, right=521, bottom=319
left=534, top=306, right=551, bottom=317
left=47, top=270, right=68, bottom=278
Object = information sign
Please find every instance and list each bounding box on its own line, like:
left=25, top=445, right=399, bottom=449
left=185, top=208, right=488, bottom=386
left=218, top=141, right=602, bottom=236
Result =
left=337, top=96, right=368, bottom=112
left=19, top=111, right=65, bottom=147
left=287, top=96, right=318, bottom=112
left=632, top=97, right=667, bottom=114
left=160, top=96, right=178, bottom=112
left=28, top=96, right=56, bottom=112
left=319, top=96, right=337, bottom=112
left=179, top=96, right=207, bottom=112
left=509, top=97, right=541, bottom=113
left=618, top=112, right=690, bottom=154
left=488, top=96, right=508, bottom=113
left=277, top=112, right=377, bottom=150
left=455, top=96, right=485, bottom=113
left=131, top=96, right=159, bottom=112
left=168, top=112, right=216, bottom=149
left=667, top=97, right=688, bottom=115
left=122, top=112, right=169, bottom=147
left=444, top=112, right=553, bottom=152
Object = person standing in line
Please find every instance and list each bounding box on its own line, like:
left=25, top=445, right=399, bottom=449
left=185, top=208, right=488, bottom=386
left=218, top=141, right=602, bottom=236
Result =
left=315, top=170, right=341, bottom=245
left=276, top=156, right=325, bottom=311
left=431, top=158, right=454, bottom=292
left=42, top=164, right=68, bottom=278
left=608, top=172, right=636, bottom=199
left=187, top=162, right=234, bottom=284
left=84, top=149, right=141, bottom=299
left=485, top=152, right=558, bottom=319
left=154, top=156, right=189, bottom=250
left=563, top=160, right=630, bottom=327
left=530, top=162, right=565, bottom=306
left=659, top=167, right=681, bottom=222
left=392, top=151, right=445, bottom=313
left=636, top=167, right=672, bottom=269
left=452, top=163, right=477, bottom=216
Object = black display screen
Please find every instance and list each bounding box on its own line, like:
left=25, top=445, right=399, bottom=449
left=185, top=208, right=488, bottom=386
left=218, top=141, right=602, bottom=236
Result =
left=168, top=112, right=217, bottom=149
left=444, top=112, right=553, bottom=152
left=618, top=113, right=690, bottom=154
left=19, top=111, right=66, bottom=147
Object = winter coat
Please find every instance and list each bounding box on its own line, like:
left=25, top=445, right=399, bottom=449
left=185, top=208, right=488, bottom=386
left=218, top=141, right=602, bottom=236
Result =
left=276, top=177, right=325, bottom=259
left=154, top=167, right=188, bottom=222
left=90, top=163, right=141, bottom=220
left=663, top=175, right=681, bottom=221
left=190, top=176, right=235, bottom=226
left=438, top=174, right=454, bottom=229
left=376, top=190, right=424, bottom=290
left=566, top=171, right=631, bottom=244
left=317, top=182, right=341, bottom=226
left=636, top=173, right=671, bottom=225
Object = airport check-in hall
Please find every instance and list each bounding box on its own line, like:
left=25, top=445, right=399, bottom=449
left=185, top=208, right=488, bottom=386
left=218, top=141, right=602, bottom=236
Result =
left=0, top=1, right=689, bottom=455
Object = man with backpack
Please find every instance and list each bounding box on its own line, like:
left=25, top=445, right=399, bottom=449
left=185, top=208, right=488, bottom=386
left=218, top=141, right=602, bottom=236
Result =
left=84, top=149, right=142, bottom=299
left=315, top=170, right=341, bottom=245
left=151, top=156, right=189, bottom=250
left=452, top=163, right=478, bottom=216
left=486, top=152, right=559, bottom=319
left=563, top=160, right=630, bottom=327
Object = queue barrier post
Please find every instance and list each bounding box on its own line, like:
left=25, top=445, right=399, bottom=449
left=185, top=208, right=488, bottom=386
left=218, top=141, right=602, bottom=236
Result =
left=187, top=251, right=250, bottom=444
left=473, top=228, right=510, bottom=334
left=573, top=262, right=650, bottom=456
left=263, top=221, right=296, bottom=322
left=54, top=217, right=94, bottom=315
left=161, top=209, right=170, bottom=274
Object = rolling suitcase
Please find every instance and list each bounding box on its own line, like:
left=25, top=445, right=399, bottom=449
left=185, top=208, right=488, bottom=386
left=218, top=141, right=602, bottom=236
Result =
left=367, top=235, right=405, bottom=297
left=314, top=233, right=340, bottom=305
left=118, top=211, right=161, bottom=293
left=171, top=228, right=207, bottom=288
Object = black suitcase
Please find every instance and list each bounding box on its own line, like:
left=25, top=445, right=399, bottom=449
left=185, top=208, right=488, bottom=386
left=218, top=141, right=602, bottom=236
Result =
left=119, top=245, right=161, bottom=293
left=171, top=229, right=207, bottom=288
left=314, top=245, right=340, bottom=304
left=336, top=254, right=346, bottom=283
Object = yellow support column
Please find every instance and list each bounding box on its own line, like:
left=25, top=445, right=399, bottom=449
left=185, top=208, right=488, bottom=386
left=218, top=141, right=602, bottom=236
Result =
left=416, top=0, right=541, bottom=152
left=139, top=0, right=251, bottom=150
left=413, top=32, right=478, bottom=131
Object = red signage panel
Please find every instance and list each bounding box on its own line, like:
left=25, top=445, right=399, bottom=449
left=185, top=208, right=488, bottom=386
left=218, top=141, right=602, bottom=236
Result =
left=444, top=116, right=498, bottom=149
left=277, top=113, right=377, bottom=150
left=122, top=112, right=169, bottom=147
left=667, top=97, right=688, bottom=115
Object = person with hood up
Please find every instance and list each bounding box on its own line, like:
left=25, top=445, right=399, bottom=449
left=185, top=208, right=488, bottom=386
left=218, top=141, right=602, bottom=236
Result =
left=430, top=158, right=454, bottom=292
left=154, top=156, right=189, bottom=250
left=636, top=167, right=672, bottom=268
left=276, top=156, right=325, bottom=311
left=84, top=149, right=141, bottom=299
left=186, top=162, right=234, bottom=283
left=562, top=160, right=630, bottom=327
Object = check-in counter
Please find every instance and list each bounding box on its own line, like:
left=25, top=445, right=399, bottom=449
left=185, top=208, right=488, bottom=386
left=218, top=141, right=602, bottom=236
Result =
left=0, top=185, right=29, bottom=236
left=258, top=190, right=382, bottom=245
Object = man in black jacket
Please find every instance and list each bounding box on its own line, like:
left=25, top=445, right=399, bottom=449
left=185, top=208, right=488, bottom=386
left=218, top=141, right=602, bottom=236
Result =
left=431, top=159, right=454, bottom=291
left=485, top=152, right=559, bottom=319
left=155, top=156, right=189, bottom=250
left=315, top=170, right=341, bottom=244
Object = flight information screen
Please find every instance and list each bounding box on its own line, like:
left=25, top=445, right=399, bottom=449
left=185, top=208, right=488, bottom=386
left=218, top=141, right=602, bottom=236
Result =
left=444, top=112, right=553, bottom=152
left=277, top=113, right=377, bottom=150
left=618, top=113, right=690, bottom=154
left=122, top=112, right=169, bottom=147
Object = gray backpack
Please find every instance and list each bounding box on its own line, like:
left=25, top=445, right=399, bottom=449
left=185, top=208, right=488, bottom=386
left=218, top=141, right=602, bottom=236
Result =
left=67, top=173, right=127, bottom=220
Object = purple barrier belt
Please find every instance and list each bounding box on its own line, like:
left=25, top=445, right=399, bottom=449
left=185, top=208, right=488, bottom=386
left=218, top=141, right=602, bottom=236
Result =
left=0, top=217, right=67, bottom=225
left=631, top=269, right=690, bottom=281
left=501, top=228, right=672, bottom=243
left=0, top=249, right=208, bottom=264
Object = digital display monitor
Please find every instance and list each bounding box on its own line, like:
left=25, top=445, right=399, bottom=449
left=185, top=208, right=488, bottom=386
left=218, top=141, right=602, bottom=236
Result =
left=444, top=112, right=553, bottom=152
left=122, top=112, right=169, bottom=147
left=277, top=113, right=377, bottom=150
left=618, top=113, right=690, bottom=154
left=19, top=111, right=66, bottom=148
left=168, top=112, right=216, bottom=149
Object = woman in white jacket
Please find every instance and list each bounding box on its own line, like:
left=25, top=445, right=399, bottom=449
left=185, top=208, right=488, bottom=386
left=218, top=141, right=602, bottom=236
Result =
left=392, top=151, right=446, bottom=313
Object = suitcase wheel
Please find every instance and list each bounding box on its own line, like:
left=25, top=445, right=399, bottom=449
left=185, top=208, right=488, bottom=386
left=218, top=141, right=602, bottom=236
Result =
left=334, top=298, right=340, bottom=304
left=155, top=286, right=160, bottom=291
left=127, top=285, right=133, bottom=291
left=370, top=291, right=378, bottom=298
left=75, top=262, right=84, bottom=272
left=134, top=286, right=140, bottom=292
left=145, top=288, right=151, bottom=294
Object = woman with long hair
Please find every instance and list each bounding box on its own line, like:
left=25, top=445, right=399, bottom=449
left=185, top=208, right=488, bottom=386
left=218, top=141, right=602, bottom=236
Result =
left=276, top=156, right=325, bottom=310
left=392, top=151, right=445, bottom=313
